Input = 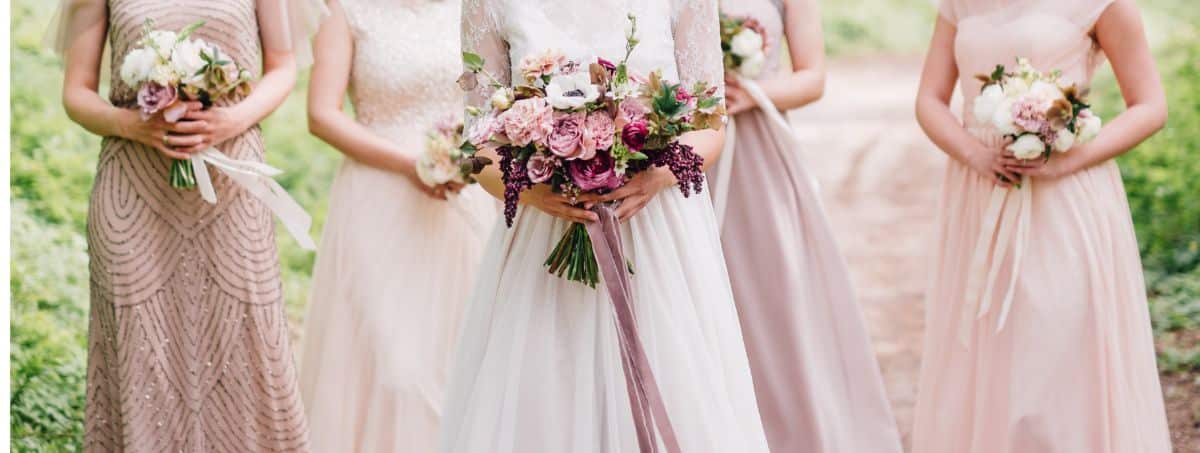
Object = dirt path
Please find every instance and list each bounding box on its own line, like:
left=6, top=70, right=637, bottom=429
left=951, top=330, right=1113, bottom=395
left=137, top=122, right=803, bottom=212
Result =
left=790, top=56, right=942, bottom=448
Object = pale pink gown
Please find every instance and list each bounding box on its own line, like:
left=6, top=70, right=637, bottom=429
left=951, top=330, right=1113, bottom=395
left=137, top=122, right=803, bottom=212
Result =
left=912, top=1, right=1172, bottom=452
left=709, top=1, right=903, bottom=452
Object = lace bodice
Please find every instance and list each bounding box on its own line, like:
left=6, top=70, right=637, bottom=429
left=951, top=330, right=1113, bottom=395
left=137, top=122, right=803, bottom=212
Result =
left=461, top=0, right=725, bottom=110
left=719, top=0, right=786, bottom=80
left=343, top=0, right=462, bottom=140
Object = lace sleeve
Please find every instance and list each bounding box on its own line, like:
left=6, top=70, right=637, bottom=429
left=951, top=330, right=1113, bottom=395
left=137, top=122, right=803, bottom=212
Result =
left=462, top=0, right=511, bottom=111
left=671, top=0, right=723, bottom=93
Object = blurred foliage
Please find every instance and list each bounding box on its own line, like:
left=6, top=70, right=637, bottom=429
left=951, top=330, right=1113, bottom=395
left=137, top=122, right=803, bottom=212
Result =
left=8, top=0, right=1199, bottom=450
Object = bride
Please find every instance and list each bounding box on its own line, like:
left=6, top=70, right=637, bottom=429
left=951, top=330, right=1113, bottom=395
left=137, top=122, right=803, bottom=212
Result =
left=439, top=0, right=770, bottom=451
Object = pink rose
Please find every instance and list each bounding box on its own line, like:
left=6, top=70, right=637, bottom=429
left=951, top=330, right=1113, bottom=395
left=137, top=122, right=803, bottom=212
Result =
left=526, top=153, right=557, bottom=184
left=581, top=111, right=616, bottom=152
left=615, top=99, right=649, bottom=129
left=499, top=98, right=554, bottom=147
left=137, top=82, right=184, bottom=122
left=467, top=111, right=503, bottom=146
left=675, top=85, right=694, bottom=104
left=596, top=57, right=616, bottom=74
left=547, top=111, right=586, bottom=159
left=519, top=49, right=566, bottom=82
left=621, top=120, right=649, bottom=151
left=568, top=153, right=624, bottom=192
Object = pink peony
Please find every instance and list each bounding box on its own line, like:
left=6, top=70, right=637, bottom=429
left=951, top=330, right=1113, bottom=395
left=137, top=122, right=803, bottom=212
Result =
left=137, top=82, right=182, bottom=121
left=467, top=111, right=503, bottom=145
left=519, top=49, right=566, bottom=82
left=568, top=153, right=624, bottom=192
left=581, top=111, right=616, bottom=152
left=547, top=111, right=587, bottom=159
left=615, top=99, right=650, bottom=129
left=526, top=153, right=557, bottom=183
left=499, top=98, right=554, bottom=147
left=1011, top=98, right=1049, bottom=133
left=621, top=120, right=649, bottom=151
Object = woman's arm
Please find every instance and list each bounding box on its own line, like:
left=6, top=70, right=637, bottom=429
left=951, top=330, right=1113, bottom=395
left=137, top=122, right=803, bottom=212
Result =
left=727, top=0, right=825, bottom=115
left=915, top=16, right=1019, bottom=187
left=1010, top=0, right=1167, bottom=179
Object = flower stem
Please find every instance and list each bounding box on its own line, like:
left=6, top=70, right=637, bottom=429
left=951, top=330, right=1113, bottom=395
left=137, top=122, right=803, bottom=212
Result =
left=169, top=159, right=196, bottom=189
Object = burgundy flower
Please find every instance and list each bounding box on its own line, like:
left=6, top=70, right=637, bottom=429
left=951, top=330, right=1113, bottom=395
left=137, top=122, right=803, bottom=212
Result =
left=137, top=82, right=179, bottom=120
left=526, top=153, right=556, bottom=184
left=621, top=121, right=649, bottom=151
left=597, top=57, right=616, bottom=74
left=568, top=153, right=624, bottom=192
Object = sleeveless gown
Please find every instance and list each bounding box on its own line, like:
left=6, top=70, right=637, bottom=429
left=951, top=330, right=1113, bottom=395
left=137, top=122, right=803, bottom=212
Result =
left=912, top=1, right=1172, bottom=451
left=439, top=0, right=770, bottom=451
left=85, top=0, right=309, bottom=450
left=709, top=1, right=903, bottom=452
left=297, top=0, right=495, bottom=451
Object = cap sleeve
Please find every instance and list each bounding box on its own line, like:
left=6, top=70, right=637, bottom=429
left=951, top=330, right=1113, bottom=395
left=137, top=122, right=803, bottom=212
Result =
left=259, top=0, right=329, bottom=69
left=43, top=0, right=107, bottom=57
left=1072, top=0, right=1116, bottom=31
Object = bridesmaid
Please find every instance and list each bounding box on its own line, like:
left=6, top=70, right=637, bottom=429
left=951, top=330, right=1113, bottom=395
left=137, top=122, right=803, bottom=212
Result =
left=298, top=0, right=495, bottom=451
left=711, top=0, right=904, bottom=451
left=912, top=0, right=1171, bottom=451
left=53, top=0, right=323, bottom=450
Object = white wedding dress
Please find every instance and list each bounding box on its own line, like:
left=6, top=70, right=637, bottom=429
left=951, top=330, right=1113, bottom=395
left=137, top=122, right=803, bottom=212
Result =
left=439, top=1, right=770, bottom=452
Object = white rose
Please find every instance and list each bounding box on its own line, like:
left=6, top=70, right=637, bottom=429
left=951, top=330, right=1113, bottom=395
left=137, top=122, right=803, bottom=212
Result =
left=171, top=39, right=209, bottom=87
left=1077, top=109, right=1103, bottom=142
left=1007, top=133, right=1046, bottom=160
left=545, top=72, right=599, bottom=110
left=1028, top=80, right=1063, bottom=105
left=990, top=99, right=1019, bottom=135
left=730, top=29, right=764, bottom=58
left=738, top=52, right=765, bottom=78
left=972, top=83, right=1005, bottom=125
left=417, top=135, right=460, bottom=186
left=1052, top=128, right=1075, bottom=152
left=1003, top=77, right=1029, bottom=97
left=149, top=61, right=179, bottom=86
left=490, top=87, right=514, bottom=111
left=146, top=30, right=178, bottom=59
left=119, top=47, right=158, bottom=86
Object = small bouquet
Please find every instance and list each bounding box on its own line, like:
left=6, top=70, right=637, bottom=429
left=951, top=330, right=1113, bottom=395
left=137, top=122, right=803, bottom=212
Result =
left=719, top=14, right=768, bottom=78
left=459, top=14, right=724, bottom=286
left=119, top=19, right=254, bottom=189
left=972, top=57, right=1103, bottom=163
left=416, top=117, right=492, bottom=188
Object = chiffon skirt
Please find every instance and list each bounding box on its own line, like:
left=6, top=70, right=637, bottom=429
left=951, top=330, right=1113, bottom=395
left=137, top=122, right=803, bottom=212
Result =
left=912, top=133, right=1172, bottom=452
left=710, top=109, right=903, bottom=453
left=438, top=190, right=770, bottom=453
left=299, top=157, right=495, bottom=452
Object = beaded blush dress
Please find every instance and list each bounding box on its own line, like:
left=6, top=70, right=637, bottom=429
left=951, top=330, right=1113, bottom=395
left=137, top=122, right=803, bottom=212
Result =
left=912, top=1, right=1171, bottom=451
left=297, top=0, right=496, bottom=451
left=48, top=0, right=322, bottom=450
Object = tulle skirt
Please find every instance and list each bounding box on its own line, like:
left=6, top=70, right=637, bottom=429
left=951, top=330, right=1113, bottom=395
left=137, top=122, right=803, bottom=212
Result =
left=438, top=189, right=770, bottom=453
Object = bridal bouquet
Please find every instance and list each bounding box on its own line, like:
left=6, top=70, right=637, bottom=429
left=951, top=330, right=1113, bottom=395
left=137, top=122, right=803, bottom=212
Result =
left=460, top=14, right=724, bottom=286
left=416, top=117, right=491, bottom=187
left=719, top=14, right=768, bottom=78
left=120, top=19, right=254, bottom=189
left=972, top=57, right=1103, bottom=163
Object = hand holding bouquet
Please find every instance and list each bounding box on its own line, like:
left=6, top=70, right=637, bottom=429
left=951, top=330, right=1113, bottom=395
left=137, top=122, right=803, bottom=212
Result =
left=416, top=116, right=492, bottom=189
left=120, top=19, right=253, bottom=189
left=719, top=14, right=768, bottom=78
left=459, top=14, right=724, bottom=286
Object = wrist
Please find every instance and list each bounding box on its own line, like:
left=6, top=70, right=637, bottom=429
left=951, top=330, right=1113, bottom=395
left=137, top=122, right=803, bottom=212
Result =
left=112, top=109, right=137, bottom=140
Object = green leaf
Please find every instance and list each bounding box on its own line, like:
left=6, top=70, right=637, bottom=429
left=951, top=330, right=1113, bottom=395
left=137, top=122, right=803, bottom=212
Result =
left=991, top=64, right=1005, bottom=81
left=177, top=20, right=206, bottom=41
left=462, top=52, right=485, bottom=72
left=630, top=151, right=648, bottom=161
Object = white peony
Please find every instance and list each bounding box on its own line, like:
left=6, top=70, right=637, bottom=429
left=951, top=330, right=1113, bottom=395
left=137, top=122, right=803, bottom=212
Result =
left=1052, top=128, right=1075, bottom=152
left=545, top=72, right=599, bottom=110
left=490, top=87, right=514, bottom=111
left=1028, top=80, right=1064, bottom=105
left=119, top=47, right=158, bottom=86
left=146, top=30, right=178, bottom=59
left=1003, top=77, right=1029, bottom=97
left=730, top=29, right=764, bottom=58
left=417, top=134, right=461, bottom=186
left=1076, top=109, right=1103, bottom=142
left=171, top=39, right=209, bottom=87
left=973, top=83, right=1005, bottom=125
left=738, top=52, right=765, bottom=78
left=148, top=61, right=180, bottom=86
left=1007, top=133, right=1046, bottom=160
left=990, top=98, right=1019, bottom=135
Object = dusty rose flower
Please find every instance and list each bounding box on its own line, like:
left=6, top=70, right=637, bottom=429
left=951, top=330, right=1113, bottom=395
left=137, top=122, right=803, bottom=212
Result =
left=498, top=98, right=554, bottom=147
left=467, top=112, right=502, bottom=145
left=1011, top=98, right=1049, bottom=133
left=621, top=120, right=649, bottom=151
left=568, top=153, right=623, bottom=192
left=137, top=82, right=180, bottom=120
left=519, top=48, right=566, bottom=82
left=582, top=111, right=616, bottom=152
left=615, top=99, right=649, bottom=129
left=547, top=111, right=586, bottom=159
left=526, top=153, right=556, bottom=184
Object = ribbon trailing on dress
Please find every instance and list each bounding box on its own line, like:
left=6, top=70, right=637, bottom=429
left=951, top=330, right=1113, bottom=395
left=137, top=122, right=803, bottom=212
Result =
left=958, top=175, right=1032, bottom=348
left=711, top=74, right=820, bottom=228
left=189, top=148, right=316, bottom=250
left=585, top=204, right=681, bottom=453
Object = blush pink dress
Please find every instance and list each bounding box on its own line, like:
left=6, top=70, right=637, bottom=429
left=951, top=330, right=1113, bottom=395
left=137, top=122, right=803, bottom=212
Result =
left=912, top=1, right=1172, bottom=452
left=709, top=1, right=903, bottom=452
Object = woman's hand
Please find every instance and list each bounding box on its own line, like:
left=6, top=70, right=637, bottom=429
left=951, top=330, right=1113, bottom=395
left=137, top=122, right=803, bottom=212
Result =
left=589, top=167, right=675, bottom=222
left=964, top=143, right=1022, bottom=189
left=116, top=103, right=203, bottom=160
left=170, top=104, right=254, bottom=154
left=522, top=185, right=600, bottom=224
left=407, top=175, right=465, bottom=201
left=1004, top=150, right=1078, bottom=180
left=724, top=76, right=756, bottom=115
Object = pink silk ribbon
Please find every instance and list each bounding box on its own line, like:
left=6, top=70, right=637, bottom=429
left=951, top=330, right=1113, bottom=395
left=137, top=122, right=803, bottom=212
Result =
left=585, top=204, right=681, bottom=453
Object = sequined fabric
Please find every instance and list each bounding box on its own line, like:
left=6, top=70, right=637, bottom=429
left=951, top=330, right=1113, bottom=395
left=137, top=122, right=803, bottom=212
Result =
left=85, top=0, right=308, bottom=450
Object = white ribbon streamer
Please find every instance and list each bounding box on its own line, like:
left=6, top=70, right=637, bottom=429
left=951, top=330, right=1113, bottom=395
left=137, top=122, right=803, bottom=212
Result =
left=189, top=148, right=316, bottom=250
left=959, top=175, right=1032, bottom=348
